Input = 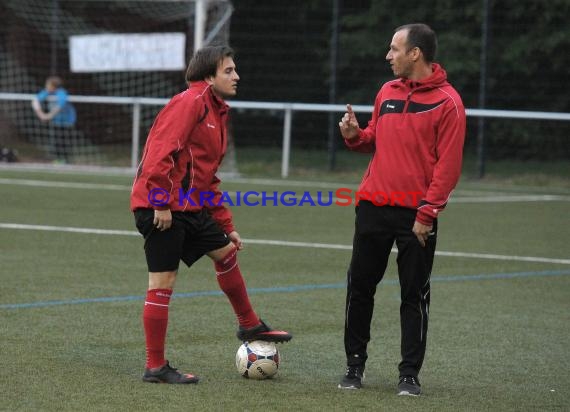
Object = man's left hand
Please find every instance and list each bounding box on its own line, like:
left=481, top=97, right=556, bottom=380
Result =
left=412, top=220, right=433, bottom=247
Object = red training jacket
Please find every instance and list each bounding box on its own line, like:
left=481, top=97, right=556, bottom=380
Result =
left=130, top=80, right=235, bottom=233
left=345, top=63, right=466, bottom=225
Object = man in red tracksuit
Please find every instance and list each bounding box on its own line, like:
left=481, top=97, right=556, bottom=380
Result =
left=131, top=45, right=292, bottom=384
left=337, top=24, right=466, bottom=395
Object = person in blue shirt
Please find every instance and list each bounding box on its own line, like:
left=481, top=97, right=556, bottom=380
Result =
left=32, top=76, right=77, bottom=163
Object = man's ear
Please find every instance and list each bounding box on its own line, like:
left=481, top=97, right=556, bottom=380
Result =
left=205, top=75, right=215, bottom=85
left=411, top=47, right=422, bottom=62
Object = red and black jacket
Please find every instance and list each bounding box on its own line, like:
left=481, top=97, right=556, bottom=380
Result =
left=130, top=81, right=234, bottom=233
left=345, top=63, right=466, bottom=225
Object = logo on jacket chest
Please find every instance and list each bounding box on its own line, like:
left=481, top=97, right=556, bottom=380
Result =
left=380, top=99, right=405, bottom=115
left=380, top=98, right=446, bottom=116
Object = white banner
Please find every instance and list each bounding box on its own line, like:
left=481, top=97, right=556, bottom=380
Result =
left=69, top=33, right=186, bottom=72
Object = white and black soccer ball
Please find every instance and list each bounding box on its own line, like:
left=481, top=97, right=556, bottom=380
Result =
left=235, top=341, right=280, bottom=379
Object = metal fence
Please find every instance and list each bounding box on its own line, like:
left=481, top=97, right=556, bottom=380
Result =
left=1, top=92, right=569, bottom=178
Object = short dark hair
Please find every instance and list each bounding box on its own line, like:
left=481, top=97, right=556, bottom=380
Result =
left=185, top=45, right=234, bottom=83
left=395, top=23, right=437, bottom=63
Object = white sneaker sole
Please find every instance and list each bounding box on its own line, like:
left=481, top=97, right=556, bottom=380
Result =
left=397, top=390, right=420, bottom=396
left=338, top=384, right=361, bottom=390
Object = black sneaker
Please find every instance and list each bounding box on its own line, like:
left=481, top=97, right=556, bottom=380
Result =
left=142, top=361, right=199, bottom=384
left=237, top=319, right=292, bottom=343
left=338, top=365, right=365, bottom=389
left=397, top=375, right=421, bottom=396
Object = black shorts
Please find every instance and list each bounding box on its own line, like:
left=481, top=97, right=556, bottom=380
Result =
left=134, top=208, right=231, bottom=272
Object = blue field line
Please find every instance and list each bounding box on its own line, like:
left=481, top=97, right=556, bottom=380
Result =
left=1, top=269, right=569, bottom=310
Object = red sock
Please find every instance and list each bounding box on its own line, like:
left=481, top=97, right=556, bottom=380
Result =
left=143, top=288, right=172, bottom=369
left=215, top=248, right=259, bottom=329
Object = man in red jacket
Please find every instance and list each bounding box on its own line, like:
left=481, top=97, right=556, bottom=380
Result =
left=337, top=24, right=466, bottom=395
left=131, top=45, right=292, bottom=384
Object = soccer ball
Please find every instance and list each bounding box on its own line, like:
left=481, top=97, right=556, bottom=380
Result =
left=235, top=341, right=280, bottom=379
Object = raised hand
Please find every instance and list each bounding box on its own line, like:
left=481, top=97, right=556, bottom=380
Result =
left=338, top=104, right=360, bottom=140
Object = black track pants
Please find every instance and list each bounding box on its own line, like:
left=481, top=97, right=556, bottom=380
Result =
left=343, top=201, right=437, bottom=378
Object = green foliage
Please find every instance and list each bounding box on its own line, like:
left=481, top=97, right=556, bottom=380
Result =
left=228, top=1, right=568, bottom=159
left=330, top=0, right=569, bottom=159
left=488, top=0, right=570, bottom=111
left=337, top=0, right=482, bottom=104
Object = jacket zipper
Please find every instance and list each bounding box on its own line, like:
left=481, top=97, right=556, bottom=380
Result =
left=403, top=90, right=414, bottom=113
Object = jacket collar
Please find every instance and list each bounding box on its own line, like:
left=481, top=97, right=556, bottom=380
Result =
left=395, top=63, right=448, bottom=91
left=188, top=80, right=229, bottom=112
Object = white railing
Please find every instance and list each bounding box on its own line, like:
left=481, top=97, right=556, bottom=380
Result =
left=1, top=92, right=569, bottom=177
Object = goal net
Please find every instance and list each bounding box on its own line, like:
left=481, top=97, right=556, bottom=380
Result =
left=0, top=0, right=237, bottom=174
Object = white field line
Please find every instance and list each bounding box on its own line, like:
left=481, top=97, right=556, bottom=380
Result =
left=0, top=178, right=569, bottom=203
left=0, top=163, right=566, bottom=193
left=0, top=178, right=130, bottom=191
left=1, top=222, right=569, bottom=265
left=1, top=172, right=568, bottom=195
left=449, top=194, right=569, bottom=203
